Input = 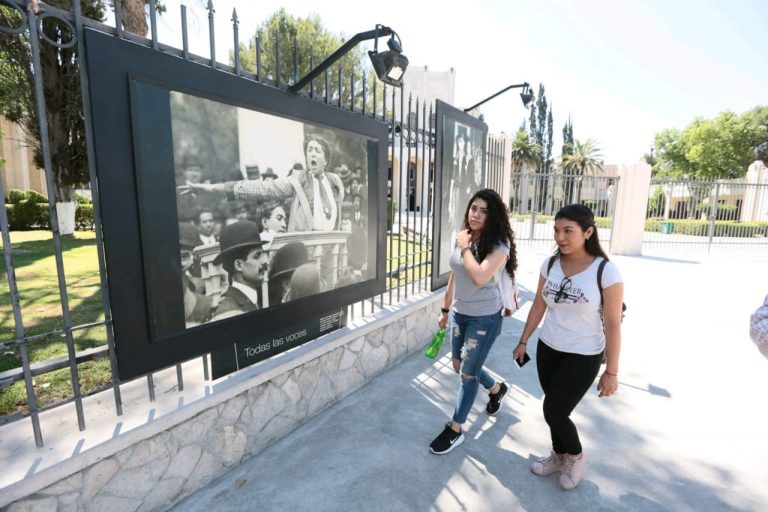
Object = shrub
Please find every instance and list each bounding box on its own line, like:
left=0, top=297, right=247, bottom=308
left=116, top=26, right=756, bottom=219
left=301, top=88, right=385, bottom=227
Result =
left=5, top=202, right=94, bottom=231
left=7, top=189, right=47, bottom=205
left=7, top=189, right=27, bottom=204
left=74, top=191, right=91, bottom=204
left=6, top=202, right=50, bottom=230
left=75, top=204, right=94, bottom=230
left=25, top=190, right=48, bottom=204
left=509, top=213, right=613, bottom=229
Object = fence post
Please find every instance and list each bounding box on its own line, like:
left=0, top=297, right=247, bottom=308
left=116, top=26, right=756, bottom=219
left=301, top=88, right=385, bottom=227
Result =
left=528, top=173, right=539, bottom=239
left=610, top=162, right=652, bottom=255
left=707, top=182, right=720, bottom=253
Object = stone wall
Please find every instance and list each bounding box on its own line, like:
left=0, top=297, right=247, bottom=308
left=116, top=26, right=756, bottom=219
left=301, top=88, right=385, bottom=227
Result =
left=4, top=294, right=441, bottom=512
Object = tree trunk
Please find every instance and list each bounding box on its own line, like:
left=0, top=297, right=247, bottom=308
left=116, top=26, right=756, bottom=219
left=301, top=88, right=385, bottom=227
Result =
left=119, top=0, right=148, bottom=36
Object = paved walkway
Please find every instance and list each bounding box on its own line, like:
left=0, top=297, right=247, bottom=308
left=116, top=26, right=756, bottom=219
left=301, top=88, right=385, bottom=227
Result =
left=172, top=252, right=768, bottom=512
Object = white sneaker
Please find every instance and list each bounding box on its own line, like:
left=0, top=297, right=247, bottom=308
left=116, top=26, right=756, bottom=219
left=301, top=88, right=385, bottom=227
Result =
left=531, top=451, right=564, bottom=476
left=559, top=452, right=587, bottom=490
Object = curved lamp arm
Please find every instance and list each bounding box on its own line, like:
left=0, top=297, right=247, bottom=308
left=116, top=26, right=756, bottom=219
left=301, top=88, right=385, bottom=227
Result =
left=464, top=82, right=533, bottom=112
left=288, top=25, right=405, bottom=93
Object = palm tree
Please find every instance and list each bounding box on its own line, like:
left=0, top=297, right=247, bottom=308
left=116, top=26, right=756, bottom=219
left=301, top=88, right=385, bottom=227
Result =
left=509, top=129, right=541, bottom=212
left=560, top=138, right=604, bottom=204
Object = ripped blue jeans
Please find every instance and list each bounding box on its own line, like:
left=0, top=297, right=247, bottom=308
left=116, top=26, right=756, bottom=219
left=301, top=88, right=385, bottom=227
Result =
left=450, top=309, right=503, bottom=424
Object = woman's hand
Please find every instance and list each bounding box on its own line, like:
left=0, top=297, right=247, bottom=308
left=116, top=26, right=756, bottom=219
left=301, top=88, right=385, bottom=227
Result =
left=456, top=229, right=472, bottom=251
left=597, top=372, right=619, bottom=397
left=512, top=342, right=527, bottom=364
left=437, top=311, right=449, bottom=330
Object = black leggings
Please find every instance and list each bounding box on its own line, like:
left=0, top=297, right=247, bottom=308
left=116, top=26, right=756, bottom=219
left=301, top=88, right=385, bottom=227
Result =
left=536, top=339, right=603, bottom=455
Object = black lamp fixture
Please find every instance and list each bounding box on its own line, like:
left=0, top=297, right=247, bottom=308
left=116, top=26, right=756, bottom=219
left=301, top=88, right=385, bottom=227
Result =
left=464, top=82, right=535, bottom=112
left=288, top=24, right=408, bottom=94
left=368, top=26, right=409, bottom=87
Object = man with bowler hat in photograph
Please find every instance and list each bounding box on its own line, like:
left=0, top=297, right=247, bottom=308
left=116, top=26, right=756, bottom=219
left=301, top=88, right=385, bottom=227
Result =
left=210, top=220, right=270, bottom=322
left=267, top=241, right=311, bottom=306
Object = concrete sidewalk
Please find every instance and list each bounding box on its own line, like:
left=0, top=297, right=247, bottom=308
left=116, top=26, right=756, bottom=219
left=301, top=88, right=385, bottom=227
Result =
left=171, top=252, right=768, bottom=512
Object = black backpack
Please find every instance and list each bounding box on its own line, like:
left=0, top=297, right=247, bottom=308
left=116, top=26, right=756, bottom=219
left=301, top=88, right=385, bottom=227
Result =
left=547, top=255, right=626, bottom=322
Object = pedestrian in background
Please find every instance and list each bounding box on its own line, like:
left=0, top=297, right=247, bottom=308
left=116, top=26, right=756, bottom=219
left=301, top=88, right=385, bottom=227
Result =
left=750, top=294, right=768, bottom=359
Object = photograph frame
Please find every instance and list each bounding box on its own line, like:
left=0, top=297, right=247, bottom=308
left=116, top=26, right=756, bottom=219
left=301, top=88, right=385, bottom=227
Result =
left=430, top=100, right=489, bottom=290
left=84, top=29, right=387, bottom=380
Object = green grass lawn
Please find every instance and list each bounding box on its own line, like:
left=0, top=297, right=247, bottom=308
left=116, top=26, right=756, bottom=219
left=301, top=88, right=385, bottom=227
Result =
left=386, top=235, right=432, bottom=287
left=0, top=230, right=111, bottom=416
left=0, top=230, right=431, bottom=417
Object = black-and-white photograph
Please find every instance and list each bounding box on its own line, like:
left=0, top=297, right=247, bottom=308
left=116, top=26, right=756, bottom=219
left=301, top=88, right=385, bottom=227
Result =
left=436, top=112, right=487, bottom=279
left=173, top=91, right=373, bottom=328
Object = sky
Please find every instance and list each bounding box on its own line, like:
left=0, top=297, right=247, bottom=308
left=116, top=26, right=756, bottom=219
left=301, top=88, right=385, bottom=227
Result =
left=134, top=0, right=768, bottom=165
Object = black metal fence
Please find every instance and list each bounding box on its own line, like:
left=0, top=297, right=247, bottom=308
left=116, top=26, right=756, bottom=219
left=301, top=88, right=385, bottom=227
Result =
left=0, top=0, right=507, bottom=446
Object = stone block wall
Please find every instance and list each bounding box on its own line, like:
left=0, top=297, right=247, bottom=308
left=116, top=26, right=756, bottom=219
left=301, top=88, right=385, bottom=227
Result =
left=5, top=295, right=440, bottom=512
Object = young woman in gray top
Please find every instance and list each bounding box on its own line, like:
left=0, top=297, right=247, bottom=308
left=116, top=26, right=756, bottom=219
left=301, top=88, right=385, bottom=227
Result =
left=429, top=189, right=518, bottom=455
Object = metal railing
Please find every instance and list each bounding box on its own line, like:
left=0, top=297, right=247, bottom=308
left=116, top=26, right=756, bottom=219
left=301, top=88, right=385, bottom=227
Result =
left=0, top=0, right=507, bottom=446
left=644, top=176, right=768, bottom=258
left=508, top=172, right=619, bottom=251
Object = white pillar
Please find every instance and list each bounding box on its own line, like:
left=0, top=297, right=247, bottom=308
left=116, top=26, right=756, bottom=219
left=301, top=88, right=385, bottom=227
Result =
left=609, top=161, right=652, bottom=256
left=741, top=160, right=767, bottom=222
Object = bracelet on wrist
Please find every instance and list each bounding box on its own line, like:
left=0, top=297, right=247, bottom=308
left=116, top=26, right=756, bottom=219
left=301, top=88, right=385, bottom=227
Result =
left=440, top=307, right=450, bottom=314
left=460, top=246, right=471, bottom=256
left=604, top=371, right=617, bottom=377
left=518, top=341, right=527, bottom=345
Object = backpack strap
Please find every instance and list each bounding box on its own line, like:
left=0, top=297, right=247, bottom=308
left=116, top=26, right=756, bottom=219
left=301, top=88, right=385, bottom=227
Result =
left=546, top=255, right=557, bottom=277
left=597, top=258, right=608, bottom=308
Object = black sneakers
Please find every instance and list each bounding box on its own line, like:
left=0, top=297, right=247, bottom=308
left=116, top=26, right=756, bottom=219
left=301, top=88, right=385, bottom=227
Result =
left=486, top=382, right=508, bottom=415
left=429, top=422, right=464, bottom=454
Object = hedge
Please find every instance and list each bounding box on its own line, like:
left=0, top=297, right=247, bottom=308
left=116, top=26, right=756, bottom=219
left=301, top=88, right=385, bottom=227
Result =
left=4, top=203, right=94, bottom=231
left=510, top=213, right=613, bottom=229
left=646, top=218, right=768, bottom=237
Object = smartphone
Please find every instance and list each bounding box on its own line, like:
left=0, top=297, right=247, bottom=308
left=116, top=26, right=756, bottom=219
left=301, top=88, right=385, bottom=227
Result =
left=515, top=352, right=531, bottom=368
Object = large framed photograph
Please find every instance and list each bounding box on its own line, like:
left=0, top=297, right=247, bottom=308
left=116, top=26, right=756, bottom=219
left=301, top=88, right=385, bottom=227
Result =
left=84, top=29, right=386, bottom=380
left=430, top=100, right=488, bottom=290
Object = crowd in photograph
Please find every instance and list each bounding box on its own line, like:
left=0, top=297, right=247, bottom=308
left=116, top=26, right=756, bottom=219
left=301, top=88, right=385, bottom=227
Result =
left=174, top=134, right=369, bottom=327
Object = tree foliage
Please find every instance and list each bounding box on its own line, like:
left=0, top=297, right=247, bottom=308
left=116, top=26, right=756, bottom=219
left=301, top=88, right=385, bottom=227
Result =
left=0, top=1, right=154, bottom=201
left=508, top=128, right=541, bottom=211
left=0, top=1, right=108, bottom=201
left=560, top=138, right=604, bottom=176
left=653, top=107, right=768, bottom=179
left=509, top=128, right=542, bottom=173
left=561, top=116, right=573, bottom=163
left=528, top=83, right=554, bottom=173
left=235, top=9, right=373, bottom=109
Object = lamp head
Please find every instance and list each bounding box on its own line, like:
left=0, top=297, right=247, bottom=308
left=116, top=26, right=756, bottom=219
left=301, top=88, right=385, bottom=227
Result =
left=369, top=48, right=409, bottom=87
left=520, top=85, right=535, bottom=108
left=369, top=30, right=408, bottom=87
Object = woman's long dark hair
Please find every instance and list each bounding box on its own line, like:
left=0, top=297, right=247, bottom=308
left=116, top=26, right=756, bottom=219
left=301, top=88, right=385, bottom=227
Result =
left=554, top=204, right=609, bottom=260
left=462, top=188, right=518, bottom=280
